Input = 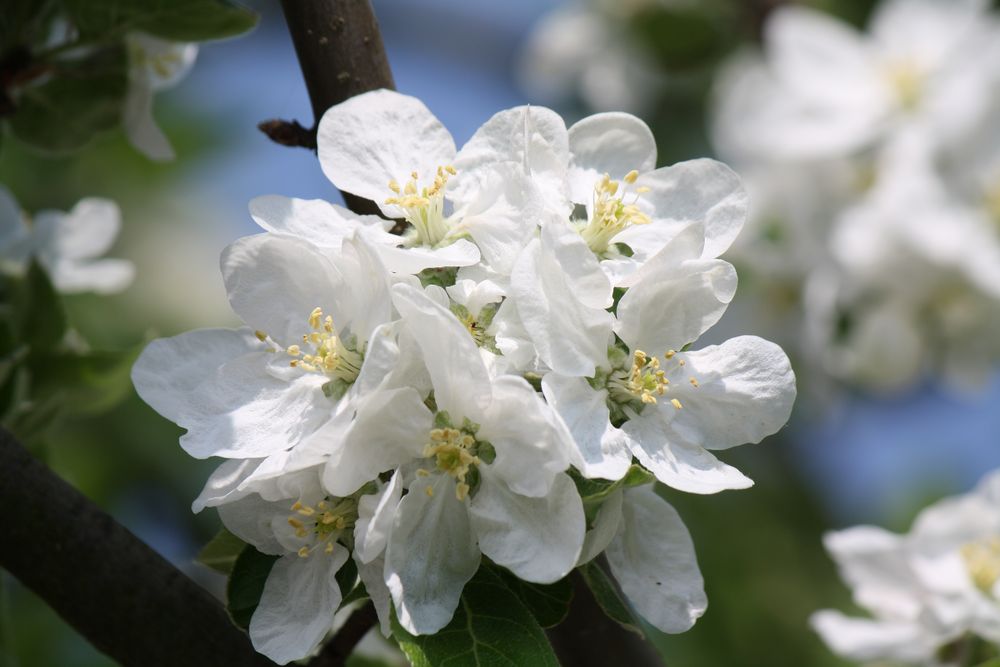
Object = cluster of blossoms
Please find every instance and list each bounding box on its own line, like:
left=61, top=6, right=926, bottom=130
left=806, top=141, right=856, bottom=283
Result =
left=813, top=469, right=1000, bottom=665
left=0, top=186, right=134, bottom=294
left=713, top=0, right=1000, bottom=392
left=132, top=89, right=796, bottom=663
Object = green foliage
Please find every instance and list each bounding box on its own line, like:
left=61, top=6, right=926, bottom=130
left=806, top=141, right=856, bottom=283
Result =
left=577, top=561, right=643, bottom=636
left=9, top=46, right=129, bottom=154
left=227, top=546, right=279, bottom=630
left=6, top=261, right=67, bottom=350
left=493, top=567, right=573, bottom=628
left=60, top=0, right=258, bottom=42
left=392, top=565, right=560, bottom=667
left=197, top=529, right=247, bottom=575
left=572, top=464, right=654, bottom=522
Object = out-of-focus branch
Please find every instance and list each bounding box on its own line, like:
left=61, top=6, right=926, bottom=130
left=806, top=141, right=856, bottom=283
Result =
left=0, top=428, right=278, bottom=667
left=262, top=0, right=395, bottom=216
left=308, top=602, right=378, bottom=667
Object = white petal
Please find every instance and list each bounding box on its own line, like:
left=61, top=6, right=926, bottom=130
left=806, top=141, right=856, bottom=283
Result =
left=578, top=487, right=624, bottom=566
left=452, top=105, right=570, bottom=212
left=659, top=336, right=796, bottom=451
left=356, top=555, right=393, bottom=636
left=810, top=610, right=935, bottom=663
left=323, top=387, right=431, bottom=497
left=192, top=458, right=265, bottom=512
left=470, top=470, right=584, bottom=583
left=478, top=375, right=572, bottom=498
left=181, top=352, right=329, bottom=459
left=615, top=246, right=737, bottom=354
left=541, top=373, right=632, bottom=481
left=355, top=472, right=403, bottom=564
left=132, top=327, right=259, bottom=425
left=248, top=195, right=391, bottom=248
left=451, top=163, right=541, bottom=275
left=390, top=282, right=491, bottom=420
left=221, top=233, right=346, bottom=347
left=337, top=232, right=394, bottom=343
left=622, top=414, right=753, bottom=494
left=623, top=159, right=748, bottom=260
left=40, top=197, right=121, bottom=259
left=250, top=549, right=348, bottom=664
left=216, top=493, right=286, bottom=556
left=446, top=279, right=504, bottom=319
left=510, top=225, right=613, bottom=377
left=46, top=258, right=135, bottom=294
left=766, top=7, right=879, bottom=106
left=317, top=89, right=456, bottom=216
left=567, top=113, right=657, bottom=204
left=606, top=487, right=706, bottom=633
left=123, top=82, right=175, bottom=161
left=373, top=238, right=480, bottom=274
left=386, top=474, right=480, bottom=635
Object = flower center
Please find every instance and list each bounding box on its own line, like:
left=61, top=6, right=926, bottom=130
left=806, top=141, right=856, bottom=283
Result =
left=282, top=307, right=363, bottom=383
left=961, top=537, right=1000, bottom=594
left=884, top=60, right=923, bottom=112
left=385, top=166, right=456, bottom=247
left=287, top=497, right=357, bottom=558
left=578, top=170, right=651, bottom=255
left=606, top=348, right=699, bottom=412
left=418, top=426, right=482, bottom=501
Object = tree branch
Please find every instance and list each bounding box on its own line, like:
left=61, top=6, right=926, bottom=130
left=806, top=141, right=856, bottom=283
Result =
left=308, top=602, right=378, bottom=667
left=263, top=0, right=395, bottom=216
left=0, top=428, right=277, bottom=667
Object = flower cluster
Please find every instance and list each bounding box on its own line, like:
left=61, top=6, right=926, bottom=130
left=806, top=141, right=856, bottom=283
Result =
left=713, top=0, right=1000, bottom=392
left=813, top=469, right=1000, bottom=664
left=132, top=89, right=796, bottom=664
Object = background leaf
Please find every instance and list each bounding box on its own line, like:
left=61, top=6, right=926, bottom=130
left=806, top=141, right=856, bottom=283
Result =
left=492, top=566, right=572, bottom=629
left=196, top=528, right=246, bottom=575
left=226, top=545, right=278, bottom=630
left=9, top=45, right=128, bottom=154
left=60, top=0, right=259, bottom=42
left=577, top=561, right=643, bottom=636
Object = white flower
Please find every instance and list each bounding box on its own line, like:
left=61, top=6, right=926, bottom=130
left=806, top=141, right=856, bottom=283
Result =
left=0, top=186, right=134, bottom=294
left=124, top=33, right=198, bottom=161
left=203, top=465, right=354, bottom=664
left=519, top=221, right=795, bottom=489
left=579, top=485, right=707, bottom=634
left=316, top=89, right=543, bottom=275
left=131, top=232, right=394, bottom=471
left=714, top=0, right=1000, bottom=162
left=321, top=282, right=584, bottom=635
left=813, top=469, right=1000, bottom=665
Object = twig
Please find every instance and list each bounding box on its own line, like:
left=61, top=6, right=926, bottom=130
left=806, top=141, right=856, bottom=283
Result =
left=0, top=428, right=277, bottom=667
left=308, top=602, right=378, bottom=667
left=265, top=0, right=395, bottom=217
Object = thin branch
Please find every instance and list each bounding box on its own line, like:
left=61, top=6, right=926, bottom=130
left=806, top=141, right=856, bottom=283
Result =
left=264, top=0, right=395, bottom=217
left=308, top=602, right=378, bottom=667
left=0, top=428, right=277, bottom=667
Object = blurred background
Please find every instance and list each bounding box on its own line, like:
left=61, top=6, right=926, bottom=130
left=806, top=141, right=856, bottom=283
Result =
left=3, top=0, right=1000, bottom=665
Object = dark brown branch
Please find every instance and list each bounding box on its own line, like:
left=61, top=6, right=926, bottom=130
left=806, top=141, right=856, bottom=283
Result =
left=547, top=568, right=663, bottom=667
left=0, top=428, right=277, bottom=667
left=308, top=602, right=378, bottom=667
left=265, top=0, right=396, bottom=217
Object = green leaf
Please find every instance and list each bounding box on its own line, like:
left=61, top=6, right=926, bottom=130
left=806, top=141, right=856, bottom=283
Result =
left=492, top=566, right=572, bottom=628
left=6, top=261, right=67, bottom=349
left=392, top=565, right=559, bottom=667
left=62, top=0, right=258, bottom=42
left=227, top=545, right=279, bottom=630
left=578, top=562, right=643, bottom=636
left=573, top=464, right=655, bottom=523
left=9, top=45, right=128, bottom=154
left=336, top=555, right=359, bottom=600
left=196, top=528, right=246, bottom=575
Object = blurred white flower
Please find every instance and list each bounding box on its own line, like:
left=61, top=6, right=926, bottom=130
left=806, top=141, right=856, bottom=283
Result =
left=0, top=185, right=134, bottom=294
left=813, top=469, right=1000, bottom=664
left=124, top=33, right=198, bottom=161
